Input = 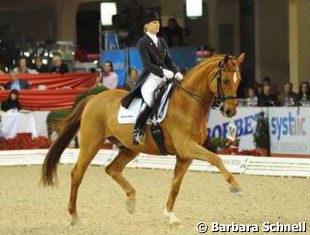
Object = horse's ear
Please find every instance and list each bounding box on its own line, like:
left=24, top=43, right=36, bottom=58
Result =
left=237, top=53, right=245, bottom=64
left=223, top=54, right=229, bottom=64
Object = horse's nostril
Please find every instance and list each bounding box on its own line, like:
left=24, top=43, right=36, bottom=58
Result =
left=225, top=109, right=232, bottom=116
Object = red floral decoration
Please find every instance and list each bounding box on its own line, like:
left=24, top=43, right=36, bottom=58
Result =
left=0, top=134, right=52, bottom=150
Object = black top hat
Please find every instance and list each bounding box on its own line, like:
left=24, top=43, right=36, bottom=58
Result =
left=141, top=11, right=161, bottom=25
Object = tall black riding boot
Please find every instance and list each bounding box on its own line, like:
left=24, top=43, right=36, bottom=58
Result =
left=132, top=104, right=152, bottom=145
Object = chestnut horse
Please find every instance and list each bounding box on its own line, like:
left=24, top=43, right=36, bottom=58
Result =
left=41, top=53, right=245, bottom=225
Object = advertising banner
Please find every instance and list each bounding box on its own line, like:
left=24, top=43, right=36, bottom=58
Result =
left=268, top=107, right=310, bottom=156
left=128, top=48, right=142, bottom=72
left=207, top=107, right=268, bottom=150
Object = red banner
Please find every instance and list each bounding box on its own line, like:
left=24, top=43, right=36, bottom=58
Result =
left=0, top=89, right=89, bottom=110
left=0, top=73, right=97, bottom=89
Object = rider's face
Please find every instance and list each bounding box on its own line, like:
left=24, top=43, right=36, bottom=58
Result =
left=145, top=20, right=160, bottom=34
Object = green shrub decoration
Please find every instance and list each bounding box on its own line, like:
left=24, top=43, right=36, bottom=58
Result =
left=253, top=112, right=270, bottom=149
left=46, top=86, right=108, bottom=135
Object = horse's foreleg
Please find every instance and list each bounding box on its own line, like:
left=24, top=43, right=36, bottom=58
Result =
left=176, top=139, right=242, bottom=194
left=105, top=148, right=138, bottom=213
left=164, top=156, right=192, bottom=225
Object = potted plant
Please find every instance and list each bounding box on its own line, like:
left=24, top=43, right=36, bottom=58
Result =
left=253, top=112, right=270, bottom=156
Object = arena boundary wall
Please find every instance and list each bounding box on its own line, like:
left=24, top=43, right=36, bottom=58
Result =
left=0, top=149, right=309, bottom=178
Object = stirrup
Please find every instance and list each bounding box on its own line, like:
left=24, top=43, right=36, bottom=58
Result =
left=132, top=129, right=146, bottom=145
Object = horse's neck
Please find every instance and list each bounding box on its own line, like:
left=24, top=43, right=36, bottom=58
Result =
left=181, top=60, right=218, bottom=110
left=171, top=60, right=218, bottom=125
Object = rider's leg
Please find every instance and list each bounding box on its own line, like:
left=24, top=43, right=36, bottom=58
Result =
left=132, top=102, right=152, bottom=145
left=132, top=75, right=163, bottom=145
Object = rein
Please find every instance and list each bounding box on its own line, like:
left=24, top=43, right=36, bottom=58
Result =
left=172, top=79, right=205, bottom=103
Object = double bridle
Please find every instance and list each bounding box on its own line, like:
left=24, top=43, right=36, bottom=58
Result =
left=173, top=57, right=239, bottom=107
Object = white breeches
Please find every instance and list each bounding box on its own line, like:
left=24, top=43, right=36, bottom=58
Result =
left=141, top=73, right=166, bottom=107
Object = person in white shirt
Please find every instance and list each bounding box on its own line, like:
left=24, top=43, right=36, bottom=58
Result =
left=245, top=87, right=258, bottom=106
left=98, top=61, right=118, bottom=89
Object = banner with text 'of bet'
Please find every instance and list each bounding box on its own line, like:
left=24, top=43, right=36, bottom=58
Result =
left=268, top=107, right=310, bottom=156
left=207, top=107, right=268, bottom=150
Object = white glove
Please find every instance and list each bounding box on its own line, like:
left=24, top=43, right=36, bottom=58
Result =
left=162, top=69, right=174, bottom=79
left=175, top=72, right=183, bottom=81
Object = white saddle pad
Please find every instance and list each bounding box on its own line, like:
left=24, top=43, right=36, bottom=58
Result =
left=118, top=83, right=173, bottom=124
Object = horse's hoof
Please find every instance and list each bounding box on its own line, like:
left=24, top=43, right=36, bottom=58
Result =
left=125, top=197, right=136, bottom=214
left=169, top=217, right=181, bottom=226
left=230, top=186, right=243, bottom=196
left=70, top=215, right=81, bottom=226
left=163, top=208, right=181, bottom=226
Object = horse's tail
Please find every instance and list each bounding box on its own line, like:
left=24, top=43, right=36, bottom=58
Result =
left=41, top=95, right=94, bottom=187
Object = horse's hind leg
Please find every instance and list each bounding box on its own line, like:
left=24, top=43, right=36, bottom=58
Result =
left=105, top=148, right=138, bottom=213
left=68, top=129, right=105, bottom=225
left=164, top=156, right=192, bottom=225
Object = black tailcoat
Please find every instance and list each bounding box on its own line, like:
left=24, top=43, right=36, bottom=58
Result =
left=121, top=34, right=178, bottom=108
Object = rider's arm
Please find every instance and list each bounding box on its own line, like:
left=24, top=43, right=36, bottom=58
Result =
left=137, top=39, right=164, bottom=77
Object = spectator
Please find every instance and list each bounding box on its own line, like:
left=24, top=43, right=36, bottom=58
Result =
left=0, top=71, right=31, bottom=90
left=298, top=81, right=310, bottom=106
left=32, top=57, right=49, bottom=73
left=163, top=18, right=184, bottom=46
left=245, top=87, right=258, bottom=106
left=50, top=55, right=69, bottom=74
left=1, top=89, right=21, bottom=111
left=125, top=68, right=139, bottom=90
left=12, top=57, right=29, bottom=73
left=258, top=84, right=279, bottom=106
left=98, top=61, right=118, bottom=89
left=279, top=82, right=298, bottom=106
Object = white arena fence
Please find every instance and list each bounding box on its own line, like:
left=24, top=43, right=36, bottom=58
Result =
left=0, top=149, right=309, bottom=178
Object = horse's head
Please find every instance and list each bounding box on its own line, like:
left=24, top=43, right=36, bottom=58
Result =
left=209, top=53, right=245, bottom=117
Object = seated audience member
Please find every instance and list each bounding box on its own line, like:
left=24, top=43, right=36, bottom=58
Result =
left=279, top=82, right=298, bottom=106
left=125, top=68, right=139, bottom=90
left=12, top=57, right=29, bottom=73
left=98, top=61, right=118, bottom=89
left=32, top=56, right=49, bottom=73
left=258, top=84, right=280, bottom=106
left=298, top=81, right=310, bottom=106
left=245, top=87, right=258, bottom=106
left=0, top=71, right=31, bottom=90
left=50, top=55, right=69, bottom=74
left=1, top=89, right=21, bottom=111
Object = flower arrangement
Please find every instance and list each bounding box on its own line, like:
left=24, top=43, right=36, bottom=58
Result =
left=0, top=134, right=51, bottom=150
left=207, top=137, right=263, bottom=156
